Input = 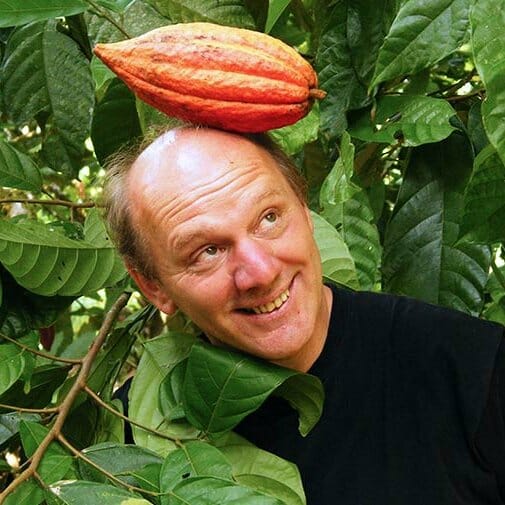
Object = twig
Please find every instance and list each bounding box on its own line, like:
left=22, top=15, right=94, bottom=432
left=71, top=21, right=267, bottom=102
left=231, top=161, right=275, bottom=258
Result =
left=83, top=385, right=182, bottom=442
left=84, top=0, right=132, bottom=39
left=445, top=88, right=485, bottom=102
left=0, top=404, right=59, bottom=414
left=0, top=292, right=131, bottom=504
left=0, top=333, right=82, bottom=365
left=0, top=198, right=96, bottom=209
left=57, top=434, right=162, bottom=497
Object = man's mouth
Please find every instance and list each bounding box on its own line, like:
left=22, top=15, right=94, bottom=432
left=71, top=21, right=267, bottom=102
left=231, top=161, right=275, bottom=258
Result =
left=241, top=288, right=290, bottom=315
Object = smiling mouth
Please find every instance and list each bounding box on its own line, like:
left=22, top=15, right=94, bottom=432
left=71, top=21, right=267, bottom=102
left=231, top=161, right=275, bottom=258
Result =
left=241, top=288, right=290, bottom=315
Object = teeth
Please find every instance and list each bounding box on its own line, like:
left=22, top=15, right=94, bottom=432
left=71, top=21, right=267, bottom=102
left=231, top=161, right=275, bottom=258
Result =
left=251, top=288, right=290, bottom=314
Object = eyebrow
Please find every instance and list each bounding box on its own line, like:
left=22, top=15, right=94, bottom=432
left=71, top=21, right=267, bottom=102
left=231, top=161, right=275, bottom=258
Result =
left=172, top=188, right=285, bottom=253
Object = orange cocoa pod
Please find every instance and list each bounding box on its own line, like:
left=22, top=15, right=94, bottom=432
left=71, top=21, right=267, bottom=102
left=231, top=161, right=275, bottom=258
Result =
left=93, top=22, right=326, bottom=133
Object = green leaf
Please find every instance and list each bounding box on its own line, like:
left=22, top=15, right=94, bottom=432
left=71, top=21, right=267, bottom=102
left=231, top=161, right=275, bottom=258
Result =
left=461, top=145, right=505, bottom=243
left=0, top=219, right=126, bottom=296
left=315, top=1, right=397, bottom=138
left=0, top=364, right=69, bottom=413
left=168, top=476, right=284, bottom=505
left=160, top=441, right=233, bottom=498
left=3, top=478, right=44, bottom=505
left=86, top=0, right=168, bottom=45
left=48, top=481, right=151, bottom=504
left=83, top=208, right=114, bottom=248
left=0, top=0, right=87, bottom=28
left=220, top=444, right=305, bottom=505
left=371, top=0, right=471, bottom=88
left=0, top=412, right=40, bottom=447
left=145, top=0, right=256, bottom=28
left=265, top=0, right=291, bottom=33
left=0, top=140, right=42, bottom=191
left=91, top=79, right=142, bottom=166
left=2, top=22, right=94, bottom=178
left=129, top=333, right=199, bottom=455
left=90, top=56, right=116, bottom=91
left=78, top=442, right=162, bottom=485
left=471, top=0, right=505, bottom=166
left=159, top=361, right=186, bottom=422
left=270, top=106, right=320, bottom=156
left=95, top=0, right=135, bottom=13
left=20, top=421, right=73, bottom=484
left=0, top=333, right=38, bottom=396
left=183, top=341, right=324, bottom=438
left=312, top=212, right=360, bottom=290
left=349, top=95, right=458, bottom=146
left=383, top=134, right=490, bottom=315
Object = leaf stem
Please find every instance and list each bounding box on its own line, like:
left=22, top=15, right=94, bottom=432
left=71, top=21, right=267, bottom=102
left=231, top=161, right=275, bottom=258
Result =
left=83, top=385, right=180, bottom=442
left=0, top=198, right=96, bottom=209
left=0, top=403, right=59, bottom=414
left=0, top=292, right=131, bottom=504
left=84, top=0, right=132, bottom=39
left=0, top=332, right=82, bottom=365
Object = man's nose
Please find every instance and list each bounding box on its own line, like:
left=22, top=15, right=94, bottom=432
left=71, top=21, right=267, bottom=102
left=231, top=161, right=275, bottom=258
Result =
left=232, top=239, right=279, bottom=291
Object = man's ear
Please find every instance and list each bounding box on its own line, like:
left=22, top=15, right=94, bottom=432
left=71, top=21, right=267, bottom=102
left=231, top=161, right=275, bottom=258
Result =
left=127, top=265, right=177, bottom=315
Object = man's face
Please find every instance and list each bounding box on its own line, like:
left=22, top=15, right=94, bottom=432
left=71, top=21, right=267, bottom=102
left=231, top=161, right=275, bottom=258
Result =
left=128, top=129, right=331, bottom=371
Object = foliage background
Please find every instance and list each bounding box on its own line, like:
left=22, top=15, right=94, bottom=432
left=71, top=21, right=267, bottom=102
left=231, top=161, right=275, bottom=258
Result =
left=1, top=0, right=505, bottom=503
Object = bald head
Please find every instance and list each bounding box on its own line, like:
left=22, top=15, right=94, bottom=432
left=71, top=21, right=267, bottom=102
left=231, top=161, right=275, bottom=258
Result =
left=103, top=127, right=306, bottom=280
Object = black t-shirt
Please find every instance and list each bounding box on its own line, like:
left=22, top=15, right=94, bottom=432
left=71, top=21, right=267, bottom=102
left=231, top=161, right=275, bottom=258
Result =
left=236, top=284, right=505, bottom=505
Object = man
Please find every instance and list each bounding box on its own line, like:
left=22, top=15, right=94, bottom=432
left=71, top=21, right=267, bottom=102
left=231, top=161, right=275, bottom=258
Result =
left=105, top=126, right=505, bottom=505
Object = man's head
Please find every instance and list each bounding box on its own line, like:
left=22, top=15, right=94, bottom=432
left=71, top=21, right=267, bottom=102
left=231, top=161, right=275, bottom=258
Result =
left=104, top=127, right=331, bottom=371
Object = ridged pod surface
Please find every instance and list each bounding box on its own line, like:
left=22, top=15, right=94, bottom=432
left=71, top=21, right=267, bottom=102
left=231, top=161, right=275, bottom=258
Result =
left=94, top=22, right=325, bottom=132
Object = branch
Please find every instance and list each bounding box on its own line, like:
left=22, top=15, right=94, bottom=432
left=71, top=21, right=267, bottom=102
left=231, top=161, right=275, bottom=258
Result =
left=57, top=434, right=161, bottom=498
left=84, top=0, right=132, bottom=39
left=0, top=292, right=131, bottom=504
left=84, top=385, right=182, bottom=443
left=0, top=404, right=59, bottom=414
left=0, top=198, right=96, bottom=209
left=0, top=332, right=82, bottom=365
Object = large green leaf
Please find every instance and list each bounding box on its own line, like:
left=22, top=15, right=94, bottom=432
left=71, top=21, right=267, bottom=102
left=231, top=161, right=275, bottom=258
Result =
left=183, top=341, right=324, bottom=438
left=145, top=0, right=256, bottom=28
left=91, top=79, right=142, bottom=166
left=78, top=442, right=162, bottom=485
left=471, top=0, right=505, bottom=166
left=265, top=0, right=291, bottom=33
left=0, top=412, right=40, bottom=447
left=0, top=364, right=69, bottom=413
left=129, top=333, right=199, bottom=455
left=461, top=145, right=505, bottom=243
left=349, top=95, right=458, bottom=146
left=86, top=0, right=168, bottom=45
left=270, top=106, right=320, bottom=156
left=312, top=212, right=360, bottom=290
left=169, top=476, right=284, bottom=505
left=0, top=218, right=125, bottom=296
left=0, top=140, right=42, bottom=191
left=3, top=478, right=44, bottom=505
left=0, top=333, right=38, bottom=396
left=383, top=134, right=490, bottom=315
left=2, top=22, right=94, bottom=178
left=0, top=0, right=86, bottom=28
left=20, top=421, right=73, bottom=484
left=160, top=441, right=233, bottom=498
left=315, top=0, right=398, bottom=138
left=371, top=0, right=471, bottom=88
left=48, top=481, right=151, bottom=504
left=220, top=444, right=305, bottom=505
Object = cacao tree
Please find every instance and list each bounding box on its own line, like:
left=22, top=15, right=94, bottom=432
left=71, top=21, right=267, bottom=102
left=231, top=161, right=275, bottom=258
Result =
left=1, top=0, right=505, bottom=503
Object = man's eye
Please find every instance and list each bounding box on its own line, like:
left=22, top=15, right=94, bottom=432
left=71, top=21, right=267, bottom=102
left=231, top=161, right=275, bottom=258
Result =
left=204, top=245, right=218, bottom=256
left=264, top=212, right=277, bottom=223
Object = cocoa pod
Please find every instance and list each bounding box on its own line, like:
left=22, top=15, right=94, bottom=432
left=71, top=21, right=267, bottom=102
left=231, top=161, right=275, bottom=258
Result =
left=93, top=22, right=326, bottom=133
